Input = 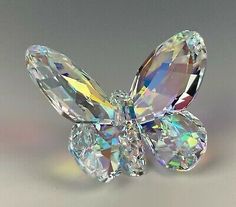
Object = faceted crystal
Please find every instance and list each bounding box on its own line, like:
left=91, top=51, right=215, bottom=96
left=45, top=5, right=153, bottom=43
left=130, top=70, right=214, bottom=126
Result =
left=25, top=45, right=115, bottom=123
left=69, top=123, right=121, bottom=182
left=110, top=90, right=146, bottom=176
left=130, top=31, right=207, bottom=121
left=142, top=111, right=207, bottom=171
left=110, top=90, right=137, bottom=123
left=25, top=31, right=208, bottom=181
left=119, top=121, right=146, bottom=176
left=68, top=90, right=146, bottom=181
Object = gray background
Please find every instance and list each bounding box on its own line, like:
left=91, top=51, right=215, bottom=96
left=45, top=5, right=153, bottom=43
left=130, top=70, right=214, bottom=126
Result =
left=0, top=0, right=236, bottom=206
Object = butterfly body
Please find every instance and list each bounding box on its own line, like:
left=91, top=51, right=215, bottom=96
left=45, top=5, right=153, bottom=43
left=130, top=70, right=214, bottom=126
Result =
left=26, top=30, right=207, bottom=182
left=69, top=90, right=145, bottom=182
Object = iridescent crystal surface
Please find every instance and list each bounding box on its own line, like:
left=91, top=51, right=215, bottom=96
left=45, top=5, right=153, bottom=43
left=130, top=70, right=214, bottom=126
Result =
left=25, top=45, right=115, bottom=123
left=119, top=121, right=146, bottom=176
left=69, top=123, right=121, bottom=182
left=130, top=31, right=207, bottom=121
left=142, top=111, right=207, bottom=171
left=26, top=30, right=208, bottom=181
left=110, top=90, right=146, bottom=176
left=69, top=90, right=146, bottom=182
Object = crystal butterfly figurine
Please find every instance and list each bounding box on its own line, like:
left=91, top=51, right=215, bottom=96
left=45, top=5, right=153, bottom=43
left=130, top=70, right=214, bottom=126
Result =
left=25, top=30, right=207, bottom=182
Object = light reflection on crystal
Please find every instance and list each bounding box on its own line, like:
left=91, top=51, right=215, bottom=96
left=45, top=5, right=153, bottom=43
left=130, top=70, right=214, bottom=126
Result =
left=119, top=121, right=146, bottom=176
left=25, top=45, right=115, bottom=123
left=25, top=30, right=208, bottom=181
left=130, top=30, right=207, bottom=121
left=142, top=111, right=207, bottom=171
left=110, top=91, right=146, bottom=176
left=69, top=123, right=121, bottom=182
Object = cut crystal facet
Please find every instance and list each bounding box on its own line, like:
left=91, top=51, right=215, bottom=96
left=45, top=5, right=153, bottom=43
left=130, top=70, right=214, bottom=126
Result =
left=25, top=45, right=115, bottom=123
left=142, top=110, right=207, bottom=171
left=69, top=123, right=121, bottom=182
left=26, top=30, right=208, bottom=181
left=119, top=121, right=146, bottom=176
left=110, top=90, right=146, bottom=176
left=69, top=90, right=146, bottom=181
left=130, top=31, right=207, bottom=121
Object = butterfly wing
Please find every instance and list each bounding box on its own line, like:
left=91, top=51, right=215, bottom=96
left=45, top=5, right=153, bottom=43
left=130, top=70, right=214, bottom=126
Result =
left=141, top=110, right=207, bottom=171
left=130, top=30, right=207, bottom=122
left=25, top=45, right=115, bottom=123
left=130, top=31, right=208, bottom=171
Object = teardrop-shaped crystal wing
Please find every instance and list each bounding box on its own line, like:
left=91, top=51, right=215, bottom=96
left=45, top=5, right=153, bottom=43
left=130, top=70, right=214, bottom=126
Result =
left=25, top=45, right=115, bottom=123
left=142, top=111, right=207, bottom=171
left=130, top=31, right=207, bottom=121
left=69, top=123, right=121, bottom=182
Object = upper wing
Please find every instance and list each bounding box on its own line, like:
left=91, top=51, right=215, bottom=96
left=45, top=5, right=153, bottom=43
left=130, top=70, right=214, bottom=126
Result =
left=25, top=45, right=115, bottom=123
left=130, top=30, right=207, bottom=121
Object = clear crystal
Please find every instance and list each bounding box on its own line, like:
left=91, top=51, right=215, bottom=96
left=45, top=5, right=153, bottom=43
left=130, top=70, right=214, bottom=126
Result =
left=119, top=121, right=146, bottom=176
left=25, top=45, right=115, bottom=123
left=68, top=90, right=146, bottom=182
left=69, top=123, right=121, bottom=182
left=26, top=31, right=208, bottom=180
left=110, top=90, right=137, bottom=123
left=142, top=110, right=207, bottom=171
left=110, top=90, right=146, bottom=176
left=130, top=31, right=207, bottom=121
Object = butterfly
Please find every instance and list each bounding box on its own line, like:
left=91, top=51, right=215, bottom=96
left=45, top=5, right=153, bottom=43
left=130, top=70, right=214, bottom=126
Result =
left=25, top=30, right=207, bottom=183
